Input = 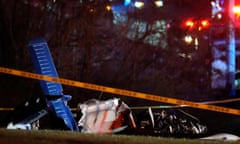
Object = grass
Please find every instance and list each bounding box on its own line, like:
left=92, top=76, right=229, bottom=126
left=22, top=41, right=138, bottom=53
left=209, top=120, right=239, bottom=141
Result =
left=0, top=129, right=239, bottom=144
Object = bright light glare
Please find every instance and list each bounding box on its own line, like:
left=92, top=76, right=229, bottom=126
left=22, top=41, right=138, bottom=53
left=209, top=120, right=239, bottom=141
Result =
left=106, top=5, right=111, bottom=11
left=185, top=20, right=194, bottom=28
left=201, top=20, right=209, bottom=28
left=233, top=6, right=240, bottom=15
left=134, top=1, right=144, bottom=8
left=184, top=35, right=193, bottom=44
left=216, top=13, right=222, bottom=19
left=154, top=0, right=163, bottom=7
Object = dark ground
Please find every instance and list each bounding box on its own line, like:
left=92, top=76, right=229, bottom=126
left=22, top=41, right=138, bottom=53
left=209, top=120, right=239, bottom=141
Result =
left=1, top=129, right=239, bottom=144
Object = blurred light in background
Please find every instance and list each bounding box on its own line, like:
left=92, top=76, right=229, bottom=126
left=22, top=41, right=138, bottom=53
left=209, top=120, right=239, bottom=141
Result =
left=184, top=35, right=193, bottom=44
left=124, top=0, right=131, bottom=6
left=134, top=1, right=144, bottom=8
left=154, top=0, right=163, bottom=7
left=106, top=5, right=111, bottom=11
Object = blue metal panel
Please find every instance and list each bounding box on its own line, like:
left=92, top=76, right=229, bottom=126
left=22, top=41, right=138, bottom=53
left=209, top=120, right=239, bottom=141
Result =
left=29, top=38, right=63, bottom=96
left=47, top=98, right=79, bottom=131
left=19, top=109, right=48, bottom=124
left=28, top=38, right=78, bottom=131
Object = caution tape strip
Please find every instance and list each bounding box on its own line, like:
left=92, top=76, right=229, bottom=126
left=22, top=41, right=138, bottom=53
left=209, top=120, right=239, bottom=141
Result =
left=3, top=97, right=240, bottom=111
left=0, top=108, right=14, bottom=111
left=1, top=67, right=240, bottom=115
left=131, top=98, right=240, bottom=110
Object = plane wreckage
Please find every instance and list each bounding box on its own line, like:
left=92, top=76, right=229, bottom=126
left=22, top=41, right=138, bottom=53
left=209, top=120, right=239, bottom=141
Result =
left=3, top=37, right=227, bottom=139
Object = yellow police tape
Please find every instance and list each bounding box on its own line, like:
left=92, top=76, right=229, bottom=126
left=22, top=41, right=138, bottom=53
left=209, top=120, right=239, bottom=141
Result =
left=0, top=108, right=14, bottom=111
left=1, top=67, right=240, bottom=115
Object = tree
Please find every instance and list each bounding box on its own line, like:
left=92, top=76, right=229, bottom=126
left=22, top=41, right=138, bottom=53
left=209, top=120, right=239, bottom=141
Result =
left=0, top=0, right=212, bottom=109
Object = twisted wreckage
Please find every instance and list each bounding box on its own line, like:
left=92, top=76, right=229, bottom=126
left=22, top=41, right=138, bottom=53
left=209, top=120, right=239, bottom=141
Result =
left=6, top=38, right=208, bottom=138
